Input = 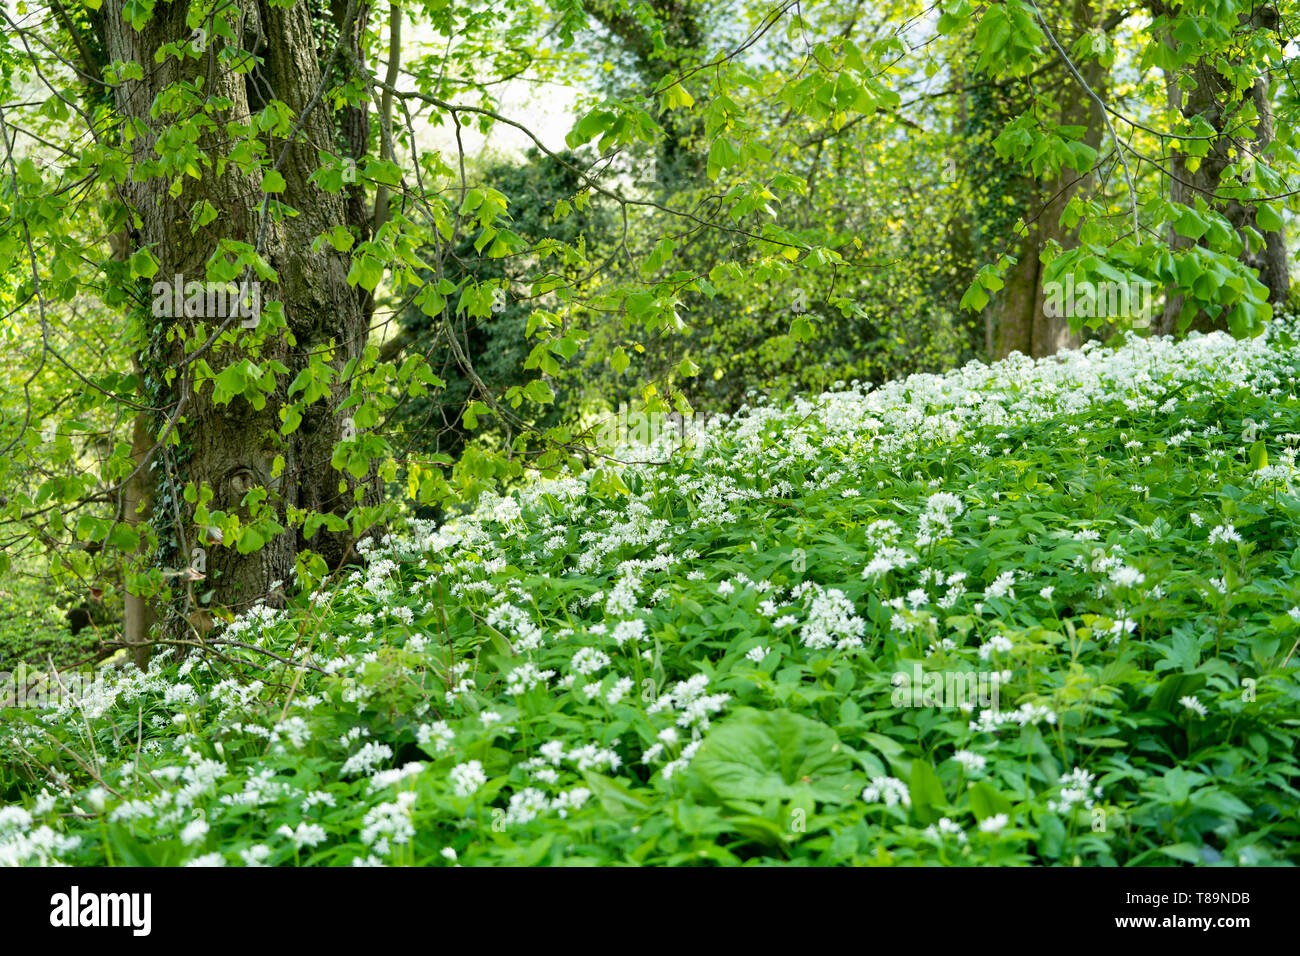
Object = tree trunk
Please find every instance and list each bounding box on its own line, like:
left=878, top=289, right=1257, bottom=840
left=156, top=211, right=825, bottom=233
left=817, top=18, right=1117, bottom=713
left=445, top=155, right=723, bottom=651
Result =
left=995, top=237, right=1039, bottom=357
left=122, top=409, right=156, bottom=670
left=992, top=0, right=1105, bottom=359
left=1155, top=12, right=1289, bottom=336
left=1029, top=0, right=1106, bottom=358
left=103, top=0, right=379, bottom=634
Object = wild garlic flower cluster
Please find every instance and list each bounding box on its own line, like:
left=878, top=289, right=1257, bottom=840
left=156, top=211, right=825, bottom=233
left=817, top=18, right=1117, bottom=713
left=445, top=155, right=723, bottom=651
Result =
left=6, top=325, right=1300, bottom=865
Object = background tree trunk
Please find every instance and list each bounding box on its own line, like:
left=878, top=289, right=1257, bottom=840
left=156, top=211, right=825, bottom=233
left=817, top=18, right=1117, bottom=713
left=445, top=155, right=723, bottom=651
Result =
left=103, top=0, right=379, bottom=635
left=1155, top=9, right=1290, bottom=336
left=991, top=0, right=1106, bottom=359
left=995, top=241, right=1038, bottom=357
left=1029, top=0, right=1106, bottom=358
left=122, top=408, right=155, bottom=670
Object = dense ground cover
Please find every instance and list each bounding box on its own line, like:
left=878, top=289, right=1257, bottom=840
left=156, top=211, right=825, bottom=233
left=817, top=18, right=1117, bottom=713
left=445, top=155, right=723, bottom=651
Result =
left=3, top=325, right=1300, bottom=866
left=0, top=572, right=101, bottom=671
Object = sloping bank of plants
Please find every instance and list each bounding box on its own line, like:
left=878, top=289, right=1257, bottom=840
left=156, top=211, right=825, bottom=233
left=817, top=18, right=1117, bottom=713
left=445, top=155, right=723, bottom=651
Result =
left=4, top=324, right=1300, bottom=866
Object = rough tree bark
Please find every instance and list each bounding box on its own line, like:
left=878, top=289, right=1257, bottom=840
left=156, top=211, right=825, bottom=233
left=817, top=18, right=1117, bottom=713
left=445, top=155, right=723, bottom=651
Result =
left=103, top=0, right=380, bottom=644
left=122, top=407, right=156, bottom=670
left=994, top=0, right=1105, bottom=359
left=1155, top=20, right=1290, bottom=338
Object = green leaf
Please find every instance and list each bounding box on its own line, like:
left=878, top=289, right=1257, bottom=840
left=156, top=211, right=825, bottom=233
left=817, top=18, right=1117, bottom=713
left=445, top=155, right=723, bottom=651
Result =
left=959, top=280, right=989, bottom=311
left=129, top=247, right=159, bottom=280
left=611, top=346, right=630, bottom=375
left=1190, top=789, right=1251, bottom=821
left=565, top=109, right=615, bottom=149
left=1256, top=203, right=1283, bottom=232
left=581, top=771, right=650, bottom=819
left=692, top=708, right=857, bottom=805
left=325, top=225, right=354, bottom=252
left=909, top=758, right=946, bottom=824
left=1158, top=843, right=1203, bottom=864
left=261, top=169, right=287, bottom=193
left=106, top=525, right=140, bottom=553
left=1148, top=673, right=1207, bottom=713
left=347, top=255, right=385, bottom=291
left=968, top=782, right=1013, bottom=821
left=122, top=0, right=155, bottom=30
left=194, top=199, right=218, bottom=228
left=1173, top=207, right=1208, bottom=241
left=522, top=379, right=554, bottom=404
left=237, top=526, right=266, bottom=554
left=706, top=138, right=743, bottom=180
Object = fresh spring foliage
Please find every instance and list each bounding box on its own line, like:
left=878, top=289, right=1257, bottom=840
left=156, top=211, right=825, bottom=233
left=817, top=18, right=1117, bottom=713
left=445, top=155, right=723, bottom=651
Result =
left=4, top=322, right=1300, bottom=866
left=3, top=0, right=1297, bottom=637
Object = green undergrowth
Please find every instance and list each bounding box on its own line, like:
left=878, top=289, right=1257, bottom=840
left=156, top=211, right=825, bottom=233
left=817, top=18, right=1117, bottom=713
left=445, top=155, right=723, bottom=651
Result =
left=3, top=327, right=1300, bottom=866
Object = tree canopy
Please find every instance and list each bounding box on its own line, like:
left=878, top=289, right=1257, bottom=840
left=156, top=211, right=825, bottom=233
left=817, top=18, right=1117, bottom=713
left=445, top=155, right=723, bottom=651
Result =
left=0, top=0, right=1298, bottom=876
